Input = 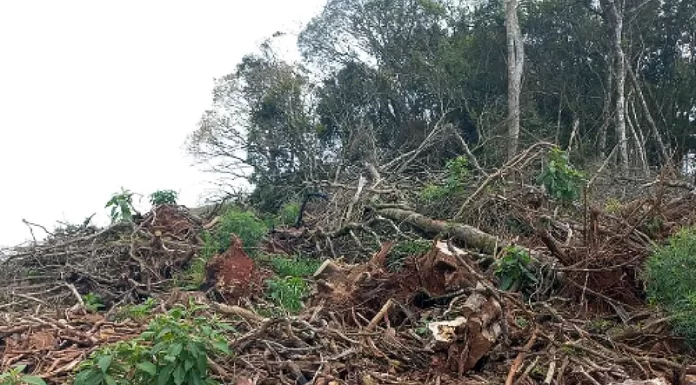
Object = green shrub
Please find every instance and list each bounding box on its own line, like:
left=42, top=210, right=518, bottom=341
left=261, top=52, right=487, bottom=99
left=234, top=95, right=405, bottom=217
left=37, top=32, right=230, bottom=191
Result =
left=180, top=231, right=220, bottom=289
left=215, top=208, right=268, bottom=254
left=0, top=365, right=46, bottom=385
left=494, top=246, right=538, bottom=292
left=644, top=228, right=696, bottom=346
left=73, top=302, right=232, bottom=385
left=266, top=277, right=309, bottom=313
left=537, top=148, right=585, bottom=203
left=83, top=292, right=105, bottom=313
left=116, top=298, right=157, bottom=321
left=268, top=255, right=321, bottom=278
left=150, top=190, right=178, bottom=206
left=419, top=156, right=470, bottom=202
left=419, top=183, right=451, bottom=202
left=277, top=202, right=300, bottom=227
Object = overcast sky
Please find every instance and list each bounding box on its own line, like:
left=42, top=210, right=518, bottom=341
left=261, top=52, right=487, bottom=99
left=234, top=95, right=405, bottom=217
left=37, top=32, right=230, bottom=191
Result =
left=0, top=0, right=325, bottom=247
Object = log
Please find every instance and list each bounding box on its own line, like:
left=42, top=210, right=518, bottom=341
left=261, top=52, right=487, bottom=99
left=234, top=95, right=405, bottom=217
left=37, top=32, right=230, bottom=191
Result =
left=377, top=208, right=563, bottom=273
left=377, top=208, right=499, bottom=254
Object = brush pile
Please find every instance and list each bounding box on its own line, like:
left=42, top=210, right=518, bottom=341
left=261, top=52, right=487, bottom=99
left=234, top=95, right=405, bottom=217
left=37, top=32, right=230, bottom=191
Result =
left=1, top=162, right=696, bottom=384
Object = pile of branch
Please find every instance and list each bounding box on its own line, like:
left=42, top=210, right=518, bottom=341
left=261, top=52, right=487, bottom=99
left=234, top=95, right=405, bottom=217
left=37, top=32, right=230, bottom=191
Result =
left=0, top=205, right=203, bottom=311
left=0, top=310, right=143, bottom=383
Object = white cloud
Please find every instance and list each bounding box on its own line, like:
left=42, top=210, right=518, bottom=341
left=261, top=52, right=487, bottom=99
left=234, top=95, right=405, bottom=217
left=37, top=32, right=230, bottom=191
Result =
left=0, top=0, right=325, bottom=246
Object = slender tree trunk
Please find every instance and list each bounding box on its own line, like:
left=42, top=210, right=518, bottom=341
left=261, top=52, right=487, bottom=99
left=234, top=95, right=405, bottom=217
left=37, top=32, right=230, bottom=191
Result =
left=626, top=102, right=649, bottom=176
left=505, top=0, right=524, bottom=161
left=627, top=63, right=670, bottom=165
left=598, top=56, right=613, bottom=159
left=606, top=0, right=629, bottom=169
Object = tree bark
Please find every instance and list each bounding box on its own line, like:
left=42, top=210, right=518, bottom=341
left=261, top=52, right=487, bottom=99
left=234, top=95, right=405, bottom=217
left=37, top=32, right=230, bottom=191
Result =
left=605, top=0, right=629, bottom=169
left=377, top=208, right=499, bottom=254
left=598, top=56, right=613, bottom=158
left=505, top=0, right=524, bottom=161
left=627, top=63, right=671, bottom=166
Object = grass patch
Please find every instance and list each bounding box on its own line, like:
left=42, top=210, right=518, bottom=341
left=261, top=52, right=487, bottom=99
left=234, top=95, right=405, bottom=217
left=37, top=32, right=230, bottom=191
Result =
left=644, top=227, right=696, bottom=347
left=265, top=277, right=309, bottom=314
left=267, top=254, right=321, bottom=278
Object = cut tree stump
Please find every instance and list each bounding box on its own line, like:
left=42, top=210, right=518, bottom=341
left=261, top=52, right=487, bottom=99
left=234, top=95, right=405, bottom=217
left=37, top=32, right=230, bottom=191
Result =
left=312, top=240, right=504, bottom=375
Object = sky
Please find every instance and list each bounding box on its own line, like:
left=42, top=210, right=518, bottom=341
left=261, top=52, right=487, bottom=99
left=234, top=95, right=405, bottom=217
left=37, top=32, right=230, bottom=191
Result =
left=0, top=0, right=325, bottom=247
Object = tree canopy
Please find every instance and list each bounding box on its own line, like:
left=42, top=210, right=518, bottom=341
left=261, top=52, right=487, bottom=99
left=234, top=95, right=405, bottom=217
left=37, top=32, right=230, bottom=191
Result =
left=188, top=0, right=696, bottom=210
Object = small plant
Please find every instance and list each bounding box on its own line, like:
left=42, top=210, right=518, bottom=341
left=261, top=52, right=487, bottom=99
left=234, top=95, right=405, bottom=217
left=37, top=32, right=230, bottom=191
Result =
left=105, top=188, right=138, bottom=223
left=277, top=202, right=300, bottom=227
left=180, top=231, right=220, bottom=289
left=74, top=302, right=233, bottom=385
left=444, top=156, right=469, bottom=187
left=604, top=198, right=623, bottom=214
left=268, top=254, right=321, bottom=278
left=117, top=298, right=157, bottom=321
left=215, top=208, right=268, bottom=254
left=83, top=292, right=105, bottom=313
left=419, top=156, right=470, bottom=202
left=149, top=190, right=178, bottom=206
left=644, top=227, right=696, bottom=346
left=537, top=148, right=585, bottom=203
left=386, top=239, right=432, bottom=272
left=266, top=276, right=309, bottom=313
left=494, top=246, right=538, bottom=292
left=0, top=365, right=46, bottom=385
left=419, top=183, right=451, bottom=202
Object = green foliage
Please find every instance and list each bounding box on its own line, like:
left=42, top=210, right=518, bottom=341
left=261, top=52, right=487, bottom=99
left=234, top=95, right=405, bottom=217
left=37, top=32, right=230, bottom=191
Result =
left=277, top=202, right=300, bottom=227
left=604, top=198, right=623, bottom=214
left=386, top=239, right=432, bottom=272
left=73, top=302, right=233, bottom=385
left=0, top=365, right=46, bottom=385
left=643, top=228, right=696, bottom=346
left=494, top=246, right=538, bottom=292
left=117, top=298, right=157, bottom=321
left=266, top=277, right=309, bottom=313
left=149, top=190, right=178, bottom=206
left=181, top=231, right=220, bottom=289
left=537, top=148, right=585, bottom=203
left=268, top=255, right=321, bottom=278
left=105, top=188, right=137, bottom=223
left=216, top=208, right=268, bottom=254
left=83, top=292, right=105, bottom=313
left=419, top=156, right=470, bottom=202
left=419, top=183, right=452, bottom=202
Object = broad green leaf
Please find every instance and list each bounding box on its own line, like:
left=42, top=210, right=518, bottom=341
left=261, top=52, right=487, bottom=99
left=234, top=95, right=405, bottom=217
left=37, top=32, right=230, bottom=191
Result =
left=184, top=358, right=195, bottom=372
left=168, top=342, right=183, bottom=357
left=137, top=362, right=158, bottom=376
left=158, top=364, right=175, bottom=385
left=20, top=375, right=47, bottom=385
left=212, top=340, right=231, bottom=355
left=173, top=366, right=186, bottom=385
left=97, top=355, right=113, bottom=372
left=104, top=375, right=117, bottom=385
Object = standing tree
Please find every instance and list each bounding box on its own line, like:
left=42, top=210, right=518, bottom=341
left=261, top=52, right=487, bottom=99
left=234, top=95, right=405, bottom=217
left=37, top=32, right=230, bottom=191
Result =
left=505, top=0, right=524, bottom=160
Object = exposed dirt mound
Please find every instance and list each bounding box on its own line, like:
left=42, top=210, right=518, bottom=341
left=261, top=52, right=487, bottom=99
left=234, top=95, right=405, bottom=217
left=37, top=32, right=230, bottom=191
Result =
left=204, top=235, right=268, bottom=303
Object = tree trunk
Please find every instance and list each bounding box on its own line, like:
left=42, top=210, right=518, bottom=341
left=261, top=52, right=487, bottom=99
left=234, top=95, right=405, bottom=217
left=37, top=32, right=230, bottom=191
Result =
left=606, top=0, right=629, bottom=169
left=599, top=56, right=613, bottom=158
left=627, top=63, right=671, bottom=166
left=505, top=0, right=524, bottom=161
